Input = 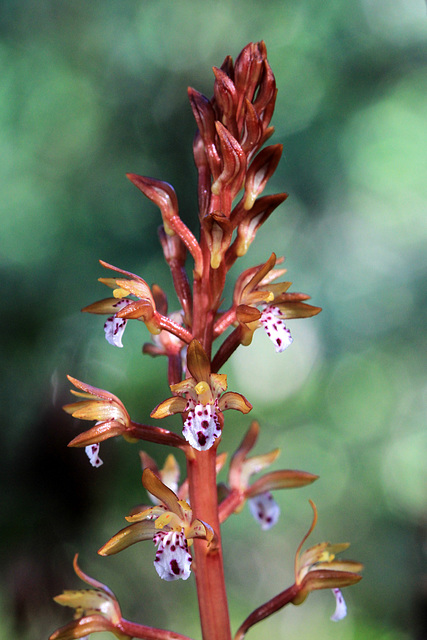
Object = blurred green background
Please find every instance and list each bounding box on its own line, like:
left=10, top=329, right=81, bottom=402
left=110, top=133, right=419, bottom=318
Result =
left=1, top=1, right=426, bottom=639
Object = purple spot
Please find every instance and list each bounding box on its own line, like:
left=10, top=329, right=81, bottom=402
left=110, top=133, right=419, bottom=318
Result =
left=197, top=432, right=207, bottom=446
left=170, top=559, right=180, bottom=575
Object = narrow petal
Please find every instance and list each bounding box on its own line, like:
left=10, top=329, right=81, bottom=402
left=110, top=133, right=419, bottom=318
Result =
left=182, top=402, right=222, bottom=451
left=68, top=421, right=126, bottom=447
left=66, top=376, right=118, bottom=402
left=98, top=521, right=158, bottom=556
left=153, top=531, right=192, bottom=581
left=260, top=305, right=293, bottom=352
left=330, top=588, right=347, bottom=621
left=274, top=301, right=322, bottom=319
left=141, top=469, right=183, bottom=517
left=241, top=253, right=276, bottom=299
left=85, top=444, right=103, bottom=468
left=66, top=402, right=126, bottom=423
left=150, top=395, right=188, bottom=419
left=160, top=454, right=180, bottom=495
left=238, top=449, right=280, bottom=489
left=248, top=491, right=280, bottom=530
left=218, top=391, right=252, bottom=414
left=186, top=339, right=211, bottom=383
left=247, top=470, right=318, bottom=497
left=53, top=589, right=117, bottom=621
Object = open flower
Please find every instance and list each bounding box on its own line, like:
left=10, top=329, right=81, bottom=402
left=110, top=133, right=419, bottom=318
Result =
left=235, top=253, right=321, bottom=352
left=234, top=500, right=362, bottom=640
left=98, top=469, right=215, bottom=582
left=151, top=340, right=252, bottom=450
left=49, top=555, right=128, bottom=640
left=223, top=421, right=318, bottom=527
left=63, top=376, right=132, bottom=465
left=82, top=260, right=161, bottom=346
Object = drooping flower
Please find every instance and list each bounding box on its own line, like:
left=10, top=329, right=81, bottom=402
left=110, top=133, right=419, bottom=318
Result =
left=63, top=376, right=132, bottom=465
left=224, top=421, right=318, bottom=527
left=292, top=501, right=363, bottom=619
left=234, top=500, right=362, bottom=640
left=83, top=260, right=193, bottom=352
left=150, top=340, right=252, bottom=450
left=98, top=469, right=215, bottom=582
left=49, top=555, right=129, bottom=640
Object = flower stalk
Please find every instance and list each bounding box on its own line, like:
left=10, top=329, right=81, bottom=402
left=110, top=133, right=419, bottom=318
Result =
left=51, top=41, right=361, bottom=640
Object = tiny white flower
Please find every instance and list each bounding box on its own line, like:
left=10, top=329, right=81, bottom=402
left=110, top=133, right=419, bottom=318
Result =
left=330, top=588, right=347, bottom=621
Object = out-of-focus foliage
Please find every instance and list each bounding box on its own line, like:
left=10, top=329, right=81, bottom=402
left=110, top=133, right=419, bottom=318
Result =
left=1, top=1, right=426, bottom=639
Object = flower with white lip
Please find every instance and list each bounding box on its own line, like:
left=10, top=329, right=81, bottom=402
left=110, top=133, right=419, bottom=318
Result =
left=63, top=376, right=132, bottom=467
left=151, top=340, right=252, bottom=451
left=234, top=252, right=321, bottom=351
left=50, top=555, right=128, bottom=640
left=226, top=421, right=318, bottom=529
left=292, top=501, right=363, bottom=619
left=98, top=469, right=215, bottom=582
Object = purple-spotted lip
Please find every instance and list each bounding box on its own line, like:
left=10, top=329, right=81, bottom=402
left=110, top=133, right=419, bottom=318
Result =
left=182, top=400, right=222, bottom=451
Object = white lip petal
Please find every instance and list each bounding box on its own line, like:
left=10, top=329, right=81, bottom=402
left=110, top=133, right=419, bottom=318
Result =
left=182, top=402, right=222, bottom=451
left=330, top=588, right=347, bottom=621
left=248, top=491, right=280, bottom=530
left=153, top=531, right=192, bottom=581
left=85, top=443, right=103, bottom=468
left=260, top=306, right=293, bottom=353
left=104, top=315, right=128, bottom=348
left=103, top=299, right=132, bottom=347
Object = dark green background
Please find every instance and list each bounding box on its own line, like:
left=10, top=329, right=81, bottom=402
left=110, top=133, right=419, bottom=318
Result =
left=1, top=1, right=426, bottom=639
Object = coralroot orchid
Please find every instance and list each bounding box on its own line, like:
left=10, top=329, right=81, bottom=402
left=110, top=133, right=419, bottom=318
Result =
left=52, top=41, right=362, bottom=640
left=98, top=470, right=214, bottom=582
left=234, top=501, right=363, bottom=640
left=63, top=376, right=132, bottom=465
left=151, top=339, right=252, bottom=450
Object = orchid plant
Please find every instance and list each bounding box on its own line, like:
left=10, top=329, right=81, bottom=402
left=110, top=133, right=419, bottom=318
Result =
left=50, top=42, right=362, bottom=640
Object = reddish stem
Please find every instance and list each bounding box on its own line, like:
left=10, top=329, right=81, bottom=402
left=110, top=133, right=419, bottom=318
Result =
left=234, top=583, right=300, bottom=640
left=211, top=325, right=244, bottom=373
left=159, top=316, right=194, bottom=344
left=218, top=489, right=245, bottom=523
left=187, top=448, right=232, bottom=640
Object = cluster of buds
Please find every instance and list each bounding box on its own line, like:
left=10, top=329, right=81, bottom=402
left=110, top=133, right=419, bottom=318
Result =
left=51, top=42, right=361, bottom=640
